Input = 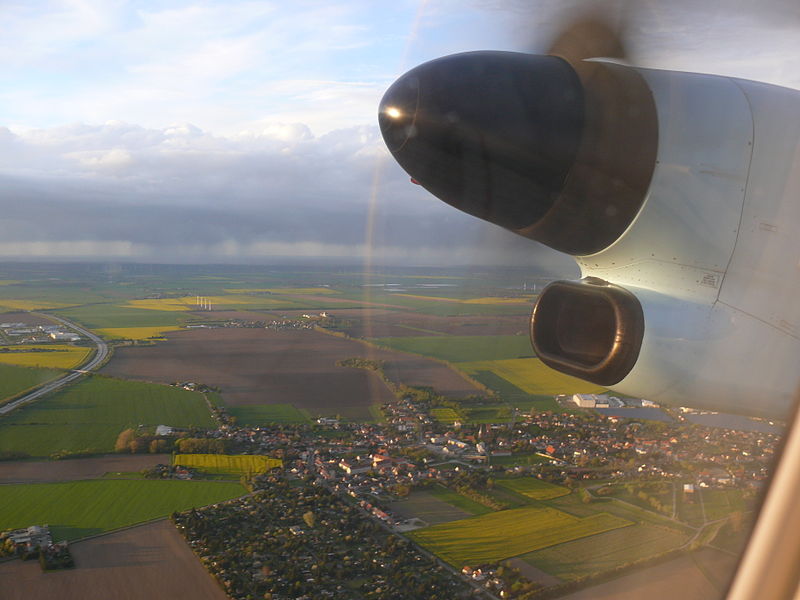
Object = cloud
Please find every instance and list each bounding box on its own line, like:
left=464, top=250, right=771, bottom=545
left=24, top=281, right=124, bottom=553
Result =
left=0, top=120, right=575, bottom=273
left=3, top=1, right=791, bottom=274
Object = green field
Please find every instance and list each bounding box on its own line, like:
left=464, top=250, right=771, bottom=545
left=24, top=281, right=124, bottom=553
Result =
left=372, top=335, right=534, bottom=363
left=699, top=489, right=746, bottom=521
left=53, top=303, right=187, bottom=329
left=408, top=506, right=632, bottom=566
left=461, top=404, right=515, bottom=424
left=430, top=407, right=461, bottom=423
left=0, top=376, right=214, bottom=457
left=460, top=358, right=605, bottom=396
left=496, top=478, right=570, bottom=500
left=336, top=291, right=532, bottom=316
left=0, top=423, right=125, bottom=457
left=0, top=363, right=64, bottom=405
left=467, top=370, right=561, bottom=412
left=174, top=453, right=283, bottom=474
left=521, top=522, right=690, bottom=581
left=228, top=403, right=311, bottom=425
left=0, top=479, right=246, bottom=541
left=428, top=485, right=493, bottom=516
left=548, top=492, right=689, bottom=533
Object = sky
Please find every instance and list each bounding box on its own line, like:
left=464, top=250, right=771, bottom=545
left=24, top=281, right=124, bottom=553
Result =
left=0, top=0, right=799, bottom=269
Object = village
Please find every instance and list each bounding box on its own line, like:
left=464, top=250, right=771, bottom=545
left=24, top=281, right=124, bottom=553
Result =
left=1, top=377, right=777, bottom=599
left=156, top=389, right=780, bottom=599
left=208, top=393, right=778, bottom=500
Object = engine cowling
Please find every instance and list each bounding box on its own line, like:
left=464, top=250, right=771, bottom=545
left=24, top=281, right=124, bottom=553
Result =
left=380, top=51, right=800, bottom=417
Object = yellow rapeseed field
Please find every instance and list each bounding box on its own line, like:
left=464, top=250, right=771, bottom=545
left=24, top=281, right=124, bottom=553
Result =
left=0, top=345, right=91, bottom=369
left=459, top=358, right=604, bottom=395
left=173, top=454, right=283, bottom=474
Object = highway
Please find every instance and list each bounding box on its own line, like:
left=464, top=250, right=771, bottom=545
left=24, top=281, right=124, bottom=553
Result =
left=0, top=314, right=108, bottom=416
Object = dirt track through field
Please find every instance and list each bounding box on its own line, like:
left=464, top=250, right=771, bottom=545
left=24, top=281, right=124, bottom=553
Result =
left=0, top=520, right=227, bottom=600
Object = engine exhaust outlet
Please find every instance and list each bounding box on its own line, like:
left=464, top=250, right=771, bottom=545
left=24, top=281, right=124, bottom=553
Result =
left=531, top=278, right=644, bottom=386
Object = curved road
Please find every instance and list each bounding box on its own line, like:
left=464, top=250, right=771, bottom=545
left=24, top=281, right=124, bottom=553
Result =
left=0, top=314, right=108, bottom=416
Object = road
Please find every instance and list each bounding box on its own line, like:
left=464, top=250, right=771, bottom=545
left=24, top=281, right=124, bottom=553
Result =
left=0, top=314, right=108, bottom=415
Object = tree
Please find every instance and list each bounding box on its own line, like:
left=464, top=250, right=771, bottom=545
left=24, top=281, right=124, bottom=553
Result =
left=114, top=428, right=135, bottom=453
left=149, top=438, right=171, bottom=453
left=129, top=438, right=148, bottom=453
left=302, top=511, right=315, bottom=528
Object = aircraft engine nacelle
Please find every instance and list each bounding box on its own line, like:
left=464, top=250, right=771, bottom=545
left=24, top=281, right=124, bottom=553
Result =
left=379, top=51, right=800, bottom=417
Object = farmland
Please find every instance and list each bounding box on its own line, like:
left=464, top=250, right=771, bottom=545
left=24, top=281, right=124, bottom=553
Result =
left=0, top=376, right=214, bottom=456
left=331, top=309, right=528, bottom=338
left=459, top=358, right=605, bottom=396
left=101, top=328, right=482, bottom=421
left=521, top=523, right=691, bottom=581
left=465, top=369, right=562, bottom=412
left=372, top=334, right=535, bottom=363
left=427, top=485, right=493, bottom=516
left=0, top=344, right=92, bottom=369
left=54, top=303, right=187, bottom=329
left=0, top=363, right=64, bottom=405
left=0, top=423, right=127, bottom=458
left=0, top=454, right=171, bottom=484
left=388, top=489, right=477, bottom=526
left=430, top=407, right=461, bottom=423
left=227, top=403, right=311, bottom=425
left=173, top=453, right=283, bottom=475
left=0, top=479, right=246, bottom=541
left=0, top=299, right=72, bottom=311
left=96, top=326, right=185, bottom=340
left=496, top=478, right=571, bottom=501
left=408, top=505, right=632, bottom=566
left=0, top=520, right=229, bottom=600
left=124, top=295, right=304, bottom=311
left=336, top=290, right=533, bottom=316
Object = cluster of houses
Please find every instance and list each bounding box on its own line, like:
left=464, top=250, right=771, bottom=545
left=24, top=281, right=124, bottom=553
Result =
left=266, top=318, right=316, bottom=331
left=174, top=480, right=473, bottom=600
left=0, top=524, right=73, bottom=570
left=382, top=396, right=434, bottom=432
left=2, top=524, right=52, bottom=554
left=197, top=390, right=779, bottom=509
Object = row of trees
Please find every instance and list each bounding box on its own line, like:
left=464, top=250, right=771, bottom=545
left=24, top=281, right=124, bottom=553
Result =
left=113, top=429, right=229, bottom=454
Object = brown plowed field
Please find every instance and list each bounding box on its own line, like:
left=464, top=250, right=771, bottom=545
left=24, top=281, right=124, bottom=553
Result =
left=0, top=520, right=227, bottom=600
left=101, top=328, right=482, bottom=417
left=0, top=454, right=170, bottom=483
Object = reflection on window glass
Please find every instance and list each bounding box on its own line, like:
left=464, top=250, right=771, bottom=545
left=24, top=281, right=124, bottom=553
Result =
left=0, top=3, right=796, bottom=600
